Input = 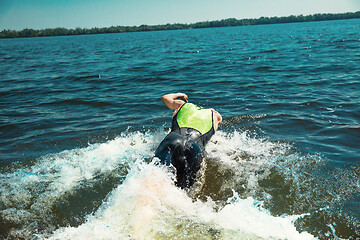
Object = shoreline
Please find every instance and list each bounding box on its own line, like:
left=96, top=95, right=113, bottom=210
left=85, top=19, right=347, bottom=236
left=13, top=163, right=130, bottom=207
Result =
left=1, top=11, right=360, bottom=39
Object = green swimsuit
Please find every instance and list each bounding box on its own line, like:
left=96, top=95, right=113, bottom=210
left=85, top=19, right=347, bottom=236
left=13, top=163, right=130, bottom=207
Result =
left=175, top=103, right=213, bottom=135
left=171, top=103, right=215, bottom=148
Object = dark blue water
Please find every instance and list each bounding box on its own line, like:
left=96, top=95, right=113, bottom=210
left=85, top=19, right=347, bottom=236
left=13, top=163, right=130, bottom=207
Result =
left=1, top=19, right=359, bottom=239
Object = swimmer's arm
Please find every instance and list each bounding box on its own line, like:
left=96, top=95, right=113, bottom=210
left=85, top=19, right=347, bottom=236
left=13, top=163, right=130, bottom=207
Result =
left=211, top=109, right=222, bottom=131
left=161, top=93, right=188, bottom=110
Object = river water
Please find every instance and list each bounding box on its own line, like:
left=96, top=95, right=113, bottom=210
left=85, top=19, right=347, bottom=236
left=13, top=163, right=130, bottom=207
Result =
left=0, top=19, right=359, bottom=239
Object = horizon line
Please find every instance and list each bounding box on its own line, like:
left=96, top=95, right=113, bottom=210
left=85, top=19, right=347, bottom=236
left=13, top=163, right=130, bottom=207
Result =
left=1, top=11, right=359, bottom=32
left=1, top=11, right=359, bottom=38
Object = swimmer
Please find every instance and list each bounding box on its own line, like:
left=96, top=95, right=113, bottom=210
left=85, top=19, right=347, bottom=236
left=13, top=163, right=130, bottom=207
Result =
left=155, top=93, right=222, bottom=188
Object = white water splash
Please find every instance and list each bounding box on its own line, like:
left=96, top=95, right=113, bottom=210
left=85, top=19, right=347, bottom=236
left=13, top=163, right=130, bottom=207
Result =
left=48, top=161, right=314, bottom=240
left=0, top=130, right=316, bottom=239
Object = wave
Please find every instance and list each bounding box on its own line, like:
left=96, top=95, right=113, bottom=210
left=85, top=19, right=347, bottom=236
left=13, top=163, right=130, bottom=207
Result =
left=262, top=49, right=277, bottom=53
left=39, top=98, right=113, bottom=108
left=222, top=114, right=267, bottom=126
left=48, top=163, right=313, bottom=240
left=0, top=131, right=160, bottom=239
left=1, top=129, right=358, bottom=239
left=0, top=129, right=320, bottom=239
left=74, top=75, right=102, bottom=81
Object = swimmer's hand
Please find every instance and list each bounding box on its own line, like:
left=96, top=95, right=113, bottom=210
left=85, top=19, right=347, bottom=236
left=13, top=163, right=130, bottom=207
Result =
left=177, top=92, right=188, bottom=103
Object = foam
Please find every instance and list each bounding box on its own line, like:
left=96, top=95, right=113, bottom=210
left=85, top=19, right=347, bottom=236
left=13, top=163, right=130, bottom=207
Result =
left=48, top=162, right=314, bottom=240
left=206, top=130, right=291, bottom=164
left=0, top=131, right=160, bottom=238
left=0, top=130, right=316, bottom=239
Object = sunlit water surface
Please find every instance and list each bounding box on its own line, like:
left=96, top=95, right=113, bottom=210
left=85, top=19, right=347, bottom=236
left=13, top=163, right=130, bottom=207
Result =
left=1, top=19, right=359, bottom=239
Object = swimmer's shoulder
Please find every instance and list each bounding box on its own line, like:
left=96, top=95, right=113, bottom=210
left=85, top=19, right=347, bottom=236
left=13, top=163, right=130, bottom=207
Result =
left=172, top=102, right=187, bottom=117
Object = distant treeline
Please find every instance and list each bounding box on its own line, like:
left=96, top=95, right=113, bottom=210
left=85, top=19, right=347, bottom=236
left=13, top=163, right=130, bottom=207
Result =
left=1, top=11, right=360, bottom=38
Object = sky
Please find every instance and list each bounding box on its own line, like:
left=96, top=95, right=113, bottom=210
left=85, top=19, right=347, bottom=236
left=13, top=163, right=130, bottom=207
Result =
left=0, top=0, right=359, bottom=31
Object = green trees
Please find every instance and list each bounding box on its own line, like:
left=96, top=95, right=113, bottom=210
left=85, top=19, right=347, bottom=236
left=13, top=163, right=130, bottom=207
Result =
left=1, top=11, right=359, bottom=38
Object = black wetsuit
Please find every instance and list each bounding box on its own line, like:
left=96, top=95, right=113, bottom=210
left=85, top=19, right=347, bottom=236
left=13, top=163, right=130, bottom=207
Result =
left=155, top=103, right=215, bottom=188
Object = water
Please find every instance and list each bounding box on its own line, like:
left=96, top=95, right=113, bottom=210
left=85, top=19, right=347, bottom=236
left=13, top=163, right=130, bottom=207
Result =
left=0, top=19, right=359, bottom=239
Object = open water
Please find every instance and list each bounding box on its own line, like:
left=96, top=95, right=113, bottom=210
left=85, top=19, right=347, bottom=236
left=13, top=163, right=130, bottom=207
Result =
left=0, top=19, right=359, bottom=239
